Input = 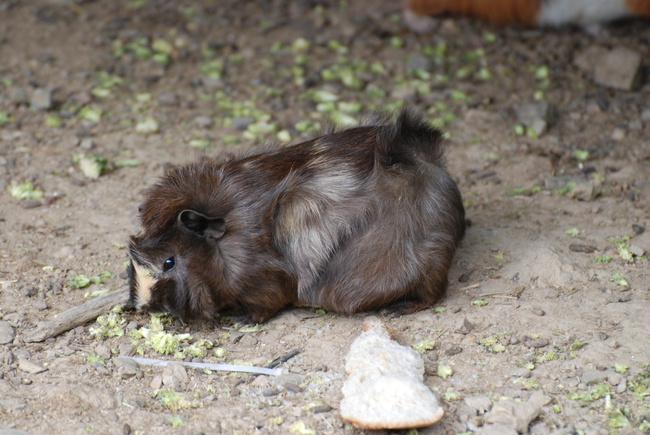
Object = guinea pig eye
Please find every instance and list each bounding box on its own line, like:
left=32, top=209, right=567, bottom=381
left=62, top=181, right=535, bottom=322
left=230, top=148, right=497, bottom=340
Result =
left=163, top=257, right=175, bottom=272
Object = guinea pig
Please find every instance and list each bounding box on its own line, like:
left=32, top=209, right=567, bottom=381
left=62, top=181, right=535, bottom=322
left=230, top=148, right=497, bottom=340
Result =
left=127, top=109, right=466, bottom=323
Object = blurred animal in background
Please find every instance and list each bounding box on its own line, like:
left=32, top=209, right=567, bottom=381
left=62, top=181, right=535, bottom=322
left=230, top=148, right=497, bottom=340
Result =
left=403, top=0, right=650, bottom=31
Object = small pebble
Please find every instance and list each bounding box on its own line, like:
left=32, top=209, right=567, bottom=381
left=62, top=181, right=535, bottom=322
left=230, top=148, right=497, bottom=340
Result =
left=162, top=362, right=188, bottom=391
left=311, top=404, right=332, bottom=414
left=32, top=300, right=48, bottom=311
left=569, top=244, right=597, bottom=253
left=632, top=224, right=645, bottom=235
left=445, top=346, right=463, bottom=356
left=231, top=117, right=254, bottom=131
left=20, top=199, right=42, bottom=209
left=239, top=334, right=258, bottom=347
left=512, top=367, right=532, bottom=378
left=284, top=382, right=303, bottom=393
left=526, top=337, right=549, bottom=348
left=22, top=286, right=38, bottom=297
left=261, top=387, right=280, bottom=397
left=79, top=138, right=95, bottom=150
left=581, top=369, right=612, bottom=385
left=616, top=381, right=627, bottom=394
left=157, top=90, right=178, bottom=106
left=18, top=358, right=48, bottom=374
left=30, top=87, right=53, bottom=110
left=119, top=343, right=136, bottom=356
left=194, top=116, right=213, bottom=128
left=150, top=375, right=163, bottom=390
left=611, top=128, right=626, bottom=141
left=95, top=344, right=112, bottom=360
left=464, top=395, right=492, bottom=414
left=0, top=321, right=16, bottom=344
left=532, top=308, right=545, bottom=316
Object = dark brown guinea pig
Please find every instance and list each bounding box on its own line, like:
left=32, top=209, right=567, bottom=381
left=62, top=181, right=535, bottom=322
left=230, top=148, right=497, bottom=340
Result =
left=128, top=109, right=466, bottom=323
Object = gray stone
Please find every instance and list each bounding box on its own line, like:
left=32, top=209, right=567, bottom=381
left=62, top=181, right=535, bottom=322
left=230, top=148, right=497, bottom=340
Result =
left=231, top=117, right=254, bottom=130
left=162, top=362, right=188, bottom=391
left=0, top=321, right=15, bottom=344
left=18, top=358, right=48, bottom=374
left=628, top=245, right=645, bottom=257
left=239, top=334, right=258, bottom=347
left=405, top=54, right=433, bottom=72
left=464, top=395, right=492, bottom=414
left=79, top=138, right=95, bottom=150
left=95, top=344, right=111, bottom=360
left=516, top=102, right=552, bottom=135
left=573, top=45, right=605, bottom=73
left=10, top=87, right=28, bottom=105
left=113, top=357, right=139, bottom=378
left=4, top=313, right=25, bottom=327
left=526, top=337, right=550, bottom=348
left=512, top=367, right=532, bottom=378
left=569, top=179, right=602, bottom=202
left=30, top=87, right=53, bottom=110
left=194, top=116, right=213, bottom=128
left=32, top=300, right=48, bottom=311
left=119, top=343, right=136, bottom=356
left=485, top=391, right=550, bottom=433
left=261, top=387, right=280, bottom=397
left=594, top=47, right=642, bottom=90
left=0, top=429, right=30, bottom=435
left=157, top=90, right=178, bottom=106
left=530, top=118, right=548, bottom=137
left=581, top=369, right=613, bottom=385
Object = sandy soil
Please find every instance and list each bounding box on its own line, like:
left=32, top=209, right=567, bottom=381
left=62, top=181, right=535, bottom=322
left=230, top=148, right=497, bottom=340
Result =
left=1, top=1, right=649, bottom=434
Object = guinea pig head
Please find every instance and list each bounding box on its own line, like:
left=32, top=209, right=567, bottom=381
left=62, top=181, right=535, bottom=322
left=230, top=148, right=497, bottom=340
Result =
left=128, top=209, right=226, bottom=321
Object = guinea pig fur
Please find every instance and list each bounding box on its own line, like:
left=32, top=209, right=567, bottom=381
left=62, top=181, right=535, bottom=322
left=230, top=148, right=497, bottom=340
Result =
left=128, top=110, right=466, bottom=323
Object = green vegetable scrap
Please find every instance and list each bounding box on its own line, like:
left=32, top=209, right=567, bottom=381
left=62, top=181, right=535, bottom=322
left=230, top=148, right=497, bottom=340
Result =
left=594, top=255, right=612, bottom=263
left=86, top=354, right=107, bottom=364
left=165, top=415, right=185, bottom=428
left=614, top=364, right=628, bottom=374
left=628, top=364, right=650, bottom=401
left=89, top=312, right=125, bottom=340
left=8, top=180, right=44, bottom=201
left=78, top=106, right=102, bottom=123
left=608, top=407, right=630, bottom=429
left=568, top=383, right=610, bottom=403
left=477, top=335, right=506, bottom=353
left=610, top=273, right=628, bottom=287
left=472, top=300, right=488, bottom=307
left=437, top=364, right=453, bottom=379
left=154, top=388, right=201, bottom=411
left=565, top=228, right=580, bottom=238
left=78, top=154, right=109, bottom=179
left=412, top=338, right=436, bottom=351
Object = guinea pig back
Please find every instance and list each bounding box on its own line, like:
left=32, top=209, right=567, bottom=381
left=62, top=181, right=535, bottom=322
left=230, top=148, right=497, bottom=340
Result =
left=128, top=110, right=466, bottom=323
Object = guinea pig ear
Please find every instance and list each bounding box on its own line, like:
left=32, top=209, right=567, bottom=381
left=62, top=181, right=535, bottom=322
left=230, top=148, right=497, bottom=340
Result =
left=177, top=209, right=226, bottom=240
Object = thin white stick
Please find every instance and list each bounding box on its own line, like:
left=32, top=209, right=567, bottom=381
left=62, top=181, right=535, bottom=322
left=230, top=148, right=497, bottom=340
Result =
left=120, top=356, right=284, bottom=376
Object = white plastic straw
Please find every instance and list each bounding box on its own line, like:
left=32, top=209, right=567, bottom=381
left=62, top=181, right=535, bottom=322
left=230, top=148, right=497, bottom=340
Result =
left=121, top=356, right=284, bottom=376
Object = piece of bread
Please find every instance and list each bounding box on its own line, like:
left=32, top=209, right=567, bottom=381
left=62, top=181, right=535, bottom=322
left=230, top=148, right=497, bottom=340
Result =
left=340, top=317, right=444, bottom=429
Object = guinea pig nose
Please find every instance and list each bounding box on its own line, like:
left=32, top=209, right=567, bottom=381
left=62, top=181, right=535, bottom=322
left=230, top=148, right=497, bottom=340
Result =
left=163, top=257, right=175, bottom=272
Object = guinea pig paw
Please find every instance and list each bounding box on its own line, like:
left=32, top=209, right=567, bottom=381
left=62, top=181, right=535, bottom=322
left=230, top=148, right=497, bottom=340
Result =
left=379, top=300, right=431, bottom=318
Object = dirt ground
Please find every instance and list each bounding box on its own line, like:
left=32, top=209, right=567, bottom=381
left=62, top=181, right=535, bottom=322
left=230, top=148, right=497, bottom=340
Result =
left=1, top=1, right=649, bottom=434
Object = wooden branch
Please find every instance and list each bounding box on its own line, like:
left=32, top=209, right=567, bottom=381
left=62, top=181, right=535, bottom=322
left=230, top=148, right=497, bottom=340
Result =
left=24, top=287, right=131, bottom=342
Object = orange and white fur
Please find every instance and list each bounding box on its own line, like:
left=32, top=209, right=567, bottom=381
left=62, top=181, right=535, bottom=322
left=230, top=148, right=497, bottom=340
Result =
left=404, top=0, right=650, bottom=31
